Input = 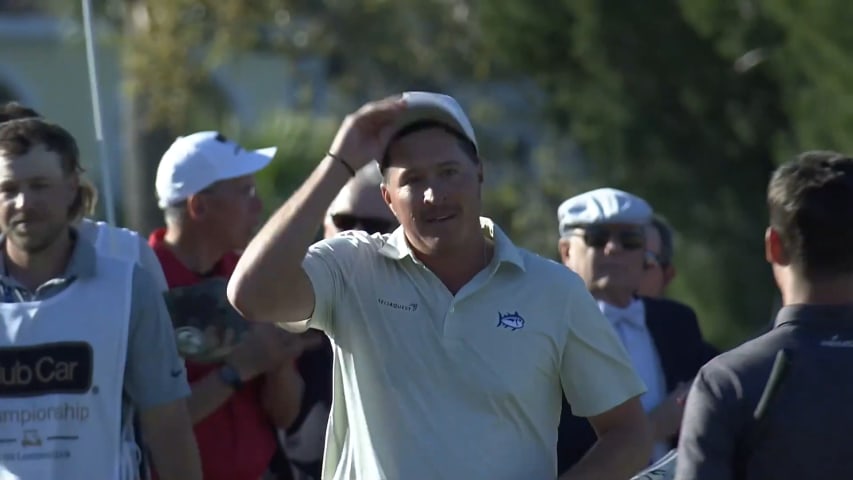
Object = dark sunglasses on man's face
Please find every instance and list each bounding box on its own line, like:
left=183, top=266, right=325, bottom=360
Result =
left=332, top=214, right=394, bottom=234
left=572, top=226, right=645, bottom=251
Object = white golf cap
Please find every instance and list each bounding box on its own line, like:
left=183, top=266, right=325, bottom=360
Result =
left=557, top=188, right=653, bottom=236
left=391, top=91, right=478, bottom=152
left=155, top=131, right=277, bottom=208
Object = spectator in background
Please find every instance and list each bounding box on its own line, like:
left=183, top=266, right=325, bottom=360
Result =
left=284, top=163, right=397, bottom=480
left=0, top=118, right=201, bottom=479
left=676, top=151, right=853, bottom=480
left=0, top=101, right=168, bottom=292
left=639, top=214, right=677, bottom=298
left=152, top=131, right=312, bottom=480
left=322, top=163, right=398, bottom=239
left=556, top=188, right=716, bottom=473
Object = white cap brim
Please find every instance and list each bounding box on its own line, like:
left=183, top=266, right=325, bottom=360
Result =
left=156, top=145, right=277, bottom=208
left=213, top=146, right=277, bottom=182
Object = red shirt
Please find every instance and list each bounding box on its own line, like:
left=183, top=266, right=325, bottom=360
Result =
left=149, top=228, right=276, bottom=480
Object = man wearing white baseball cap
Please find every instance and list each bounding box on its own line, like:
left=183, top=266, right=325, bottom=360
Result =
left=150, top=131, right=310, bottom=480
left=155, top=131, right=277, bottom=208
left=228, top=92, right=653, bottom=480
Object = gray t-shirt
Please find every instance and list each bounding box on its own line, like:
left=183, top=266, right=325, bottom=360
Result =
left=0, top=229, right=189, bottom=412
left=676, top=304, right=853, bottom=480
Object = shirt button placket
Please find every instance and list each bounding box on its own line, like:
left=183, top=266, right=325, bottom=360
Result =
left=443, top=302, right=459, bottom=338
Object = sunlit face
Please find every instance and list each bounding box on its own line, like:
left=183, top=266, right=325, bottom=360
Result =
left=0, top=144, right=77, bottom=253
left=193, top=174, right=262, bottom=251
left=381, top=128, right=482, bottom=256
left=0, top=145, right=78, bottom=253
left=561, top=223, right=646, bottom=294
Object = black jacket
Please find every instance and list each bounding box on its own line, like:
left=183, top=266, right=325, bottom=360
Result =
left=556, top=296, right=718, bottom=473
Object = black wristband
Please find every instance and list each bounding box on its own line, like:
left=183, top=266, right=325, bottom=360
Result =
left=328, top=152, right=356, bottom=177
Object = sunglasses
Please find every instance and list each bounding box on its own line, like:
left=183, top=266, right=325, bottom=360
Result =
left=571, top=226, right=645, bottom=251
left=331, top=214, right=395, bottom=234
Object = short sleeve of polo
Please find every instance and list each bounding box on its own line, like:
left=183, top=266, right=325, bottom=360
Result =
left=125, top=265, right=190, bottom=409
left=559, top=275, right=647, bottom=417
left=299, top=232, right=375, bottom=335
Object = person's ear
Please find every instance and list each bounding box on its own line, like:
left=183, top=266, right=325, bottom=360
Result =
left=662, top=265, right=677, bottom=288
left=766, top=227, right=790, bottom=266
left=186, top=194, right=207, bottom=220
left=380, top=183, right=396, bottom=218
left=558, top=237, right=571, bottom=266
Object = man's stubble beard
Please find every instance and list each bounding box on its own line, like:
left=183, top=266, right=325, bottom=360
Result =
left=6, top=222, right=68, bottom=255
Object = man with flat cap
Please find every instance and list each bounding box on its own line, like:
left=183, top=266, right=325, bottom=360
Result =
left=555, top=188, right=716, bottom=474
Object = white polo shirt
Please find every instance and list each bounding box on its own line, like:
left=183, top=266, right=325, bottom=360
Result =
left=295, top=218, right=645, bottom=480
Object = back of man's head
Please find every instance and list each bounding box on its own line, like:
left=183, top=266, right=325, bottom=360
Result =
left=768, top=151, right=853, bottom=279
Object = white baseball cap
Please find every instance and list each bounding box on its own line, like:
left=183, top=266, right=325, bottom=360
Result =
left=391, top=91, right=478, bottom=152
left=155, top=131, right=277, bottom=208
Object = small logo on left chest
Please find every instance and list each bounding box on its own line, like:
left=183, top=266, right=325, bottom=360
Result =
left=497, top=311, right=525, bottom=331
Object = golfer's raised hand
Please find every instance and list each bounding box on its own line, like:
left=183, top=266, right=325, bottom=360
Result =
left=328, top=96, right=407, bottom=171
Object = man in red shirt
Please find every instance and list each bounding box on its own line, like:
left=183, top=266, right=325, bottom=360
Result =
left=151, top=131, right=309, bottom=480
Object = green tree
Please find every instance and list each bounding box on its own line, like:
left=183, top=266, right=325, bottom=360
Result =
left=49, top=0, right=286, bottom=232
left=684, top=0, right=853, bottom=156
left=51, top=0, right=493, bottom=233
left=479, top=0, right=793, bottom=347
left=239, top=110, right=339, bottom=218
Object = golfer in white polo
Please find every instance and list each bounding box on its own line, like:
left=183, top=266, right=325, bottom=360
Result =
left=229, top=92, right=653, bottom=480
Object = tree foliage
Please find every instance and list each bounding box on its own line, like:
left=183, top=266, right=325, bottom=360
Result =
left=46, top=0, right=853, bottom=347
left=478, top=0, right=793, bottom=346
left=240, top=110, right=339, bottom=219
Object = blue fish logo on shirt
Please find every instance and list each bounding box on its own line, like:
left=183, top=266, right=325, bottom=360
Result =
left=497, top=311, right=525, bottom=331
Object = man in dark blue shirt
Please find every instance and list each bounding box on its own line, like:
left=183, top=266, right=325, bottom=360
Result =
left=676, top=151, right=853, bottom=479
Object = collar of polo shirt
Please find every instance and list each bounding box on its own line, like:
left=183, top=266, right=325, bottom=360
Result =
left=377, top=216, right=526, bottom=271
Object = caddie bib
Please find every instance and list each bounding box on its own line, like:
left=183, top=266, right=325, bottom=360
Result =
left=0, top=255, right=134, bottom=480
left=93, top=221, right=141, bottom=263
